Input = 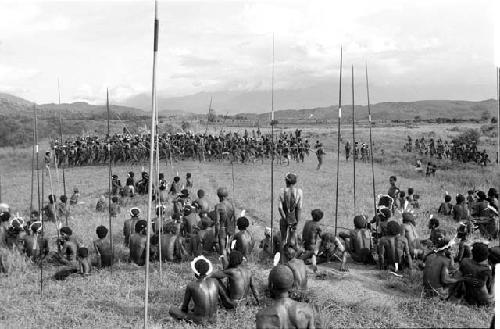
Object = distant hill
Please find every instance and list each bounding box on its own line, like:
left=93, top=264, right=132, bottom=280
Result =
left=0, top=92, right=148, bottom=119
left=238, top=99, right=498, bottom=122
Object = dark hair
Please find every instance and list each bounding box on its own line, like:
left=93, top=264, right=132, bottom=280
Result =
left=311, top=209, right=324, bottom=221
left=228, top=251, right=243, bottom=268
left=135, top=220, right=147, bottom=233
left=237, top=217, right=249, bottom=230
left=112, top=196, right=118, bottom=203
left=444, top=195, right=452, bottom=202
left=96, top=225, right=108, bottom=238
left=408, top=188, right=414, bottom=195
left=194, top=259, right=210, bottom=276
left=353, top=215, right=366, bottom=229
left=472, top=242, right=489, bottom=263
left=197, top=189, right=205, bottom=198
left=399, top=191, right=406, bottom=198
left=429, top=217, right=439, bottom=228
left=0, top=212, right=10, bottom=222
left=390, top=176, right=397, bottom=181
left=285, top=173, right=297, bottom=185
left=186, top=173, right=191, bottom=178
left=60, top=195, right=67, bottom=203
left=60, top=226, right=72, bottom=236
left=387, top=221, right=400, bottom=236
left=174, top=176, right=180, bottom=182
left=456, top=194, right=465, bottom=204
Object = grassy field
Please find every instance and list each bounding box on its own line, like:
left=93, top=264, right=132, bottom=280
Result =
left=0, top=122, right=497, bottom=328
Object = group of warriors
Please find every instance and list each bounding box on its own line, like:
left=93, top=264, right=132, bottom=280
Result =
left=49, top=128, right=328, bottom=167
left=1, top=170, right=498, bottom=327
left=403, top=136, right=491, bottom=166
left=344, top=141, right=372, bottom=163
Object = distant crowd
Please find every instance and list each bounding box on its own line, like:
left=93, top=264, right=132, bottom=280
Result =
left=48, top=129, right=325, bottom=167
left=404, top=136, right=491, bottom=166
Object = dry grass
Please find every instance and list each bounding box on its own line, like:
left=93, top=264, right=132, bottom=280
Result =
left=0, top=123, right=496, bottom=328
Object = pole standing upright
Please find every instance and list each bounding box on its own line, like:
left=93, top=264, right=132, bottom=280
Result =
left=334, top=47, right=343, bottom=236
left=365, top=65, right=377, bottom=217
left=58, top=80, right=68, bottom=225
left=106, top=89, right=114, bottom=270
left=497, top=67, right=499, bottom=166
left=270, top=33, right=276, bottom=256
left=351, top=65, right=356, bottom=208
left=144, top=1, right=159, bottom=327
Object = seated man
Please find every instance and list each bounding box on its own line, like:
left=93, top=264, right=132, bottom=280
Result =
left=233, top=216, right=254, bottom=258
left=453, top=194, right=469, bottom=222
left=459, top=242, right=494, bottom=306
left=438, top=194, right=453, bottom=216
left=473, top=205, right=498, bottom=240
left=283, top=245, right=307, bottom=292
left=53, top=226, right=80, bottom=266
left=211, top=250, right=259, bottom=304
left=169, top=255, right=236, bottom=324
left=129, top=220, right=148, bottom=266
left=422, top=234, right=462, bottom=299
left=422, top=216, right=444, bottom=248
left=157, top=221, right=189, bottom=262
left=24, top=221, right=49, bottom=261
left=454, top=223, right=471, bottom=264
left=315, top=232, right=347, bottom=271
left=401, top=213, right=423, bottom=260
left=339, top=215, right=374, bottom=264
left=95, top=195, right=107, bottom=213
left=182, top=204, right=200, bottom=236
left=123, top=207, right=140, bottom=247
left=300, top=209, right=323, bottom=269
left=197, top=220, right=216, bottom=255
left=259, top=227, right=280, bottom=259
left=93, top=225, right=113, bottom=267
left=378, top=221, right=412, bottom=272
left=256, top=265, right=320, bottom=329
left=70, top=187, right=80, bottom=206
left=54, top=247, right=92, bottom=280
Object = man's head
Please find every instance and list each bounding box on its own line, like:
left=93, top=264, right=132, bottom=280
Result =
left=488, top=188, right=498, bottom=199
left=156, top=205, right=166, bottom=217
left=444, top=195, right=452, bottom=203
left=456, top=194, right=465, bottom=204
left=472, top=242, right=489, bottom=263
left=159, top=173, right=164, bottom=180
left=96, top=225, right=108, bottom=239
left=111, top=196, right=118, bottom=203
left=73, top=187, right=79, bottom=193
left=183, top=204, right=193, bottom=216
left=48, top=194, right=55, bottom=203
left=0, top=211, right=10, bottom=223
left=399, top=191, right=406, bottom=198
left=237, top=216, right=249, bottom=230
left=477, top=191, right=487, bottom=202
left=197, top=189, right=205, bottom=198
left=228, top=250, right=244, bottom=268
left=30, top=221, right=42, bottom=234
left=191, top=255, right=213, bottom=278
left=402, top=213, right=415, bottom=225
left=354, top=215, right=367, bottom=229
left=285, top=172, right=297, bottom=186
left=428, top=216, right=439, bottom=229
left=217, top=187, right=228, bottom=199
left=173, top=176, right=180, bottom=183
left=60, top=226, right=73, bottom=238
left=457, top=223, right=468, bottom=239
left=387, top=221, right=401, bottom=236
left=129, top=207, right=141, bottom=217
left=408, top=188, right=414, bottom=196
left=135, top=220, right=148, bottom=234
left=269, top=265, right=294, bottom=292
left=434, top=233, right=449, bottom=249
left=311, top=209, right=324, bottom=222
left=378, top=208, right=392, bottom=221
left=60, top=195, right=67, bottom=203
left=180, top=189, right=189, bottom=198
left=186, top=173, right=191, bottom=178
left=128, top=171, right=134, bottom=178
left=284, top=245, right=297, bottom=260
left=389, top=176, right=397, bottom=185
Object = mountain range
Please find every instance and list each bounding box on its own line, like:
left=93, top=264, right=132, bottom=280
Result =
left=0, top=91, right=498, bottom=122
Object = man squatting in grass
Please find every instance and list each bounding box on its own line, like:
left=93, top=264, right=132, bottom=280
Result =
left=169, top=255, right=236, bottom=324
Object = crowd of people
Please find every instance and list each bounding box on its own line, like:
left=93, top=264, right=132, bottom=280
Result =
left=0, top=171, right=498, bottom=327
left=404, top=136, right=491, bottom=166
left=49, top=128, right=326, bottom=167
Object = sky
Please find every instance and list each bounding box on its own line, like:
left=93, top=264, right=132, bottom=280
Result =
left=0, top=0, right=498, bottom=109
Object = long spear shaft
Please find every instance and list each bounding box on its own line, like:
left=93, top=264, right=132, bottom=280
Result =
left=365, top=65, right=377, bottom=217
left=30, top=118, right=35, bottom=216
left=155, top=90, right=161, bottom=276
left=144, top=2, right=159, bottom=327
left=497, top=67, right=499, bottom=166
left=351, top=65, right=356, bottom=208
left=270, top=33, right=276, bottom=257
left=106, top=89, right=114, bottom=271
left=34, top=105, right=43, bottom=295
left=205, top=96, right=212, bottom=135
left=58, top=80, right=68, bottom=225
left=334, top=46, right=343, bottom=236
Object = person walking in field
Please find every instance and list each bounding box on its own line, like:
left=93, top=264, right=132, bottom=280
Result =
left=314, top=141, right=325, bottom=170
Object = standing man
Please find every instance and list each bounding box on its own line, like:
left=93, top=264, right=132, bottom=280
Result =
left=314, top=141, right=325, bottom=170
left=278, top=173, right=303, bottom=254
left=215, top=187, right=236, bottom=257
left=345, top=141, right=351, bottom=162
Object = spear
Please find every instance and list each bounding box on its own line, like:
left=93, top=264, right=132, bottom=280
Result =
left=154, top=88, right=162, bottom=276
left=270, top=33, right=276, bottom=258
left=497, top=67, right=499, bottom=166
left=205, top=96, right=212, bottom=135
left=106, top=89, right=114, bottom=271
left=334, top=46, right=343, bottom=236
left=365, top=65, right=377, bottom=218
left=58, top=80, right=68, bottom=225
left=144, top=1, right=159, bottom=327
left=351, top=65, right=356, bottom=208
left=34, top=105, right=43, bottom=295
left=30, top=116, right=35, bottom=216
